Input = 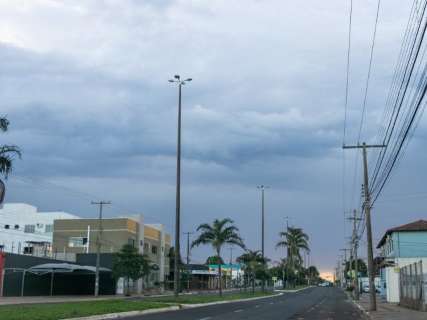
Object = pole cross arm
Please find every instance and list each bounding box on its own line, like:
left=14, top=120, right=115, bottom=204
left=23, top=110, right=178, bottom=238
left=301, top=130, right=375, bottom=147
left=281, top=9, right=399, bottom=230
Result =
left=342, top=144, right=387, bottom=149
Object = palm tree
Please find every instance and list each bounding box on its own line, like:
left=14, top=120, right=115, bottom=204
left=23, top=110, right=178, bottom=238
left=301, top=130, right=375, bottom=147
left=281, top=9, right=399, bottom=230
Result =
left=276, top=227, right=309, bottom=287
left=0, top=117, right=21, bottom=203
left=192, top=218, right=245, bottom=296
left=237, top=249, right=267, bottom=293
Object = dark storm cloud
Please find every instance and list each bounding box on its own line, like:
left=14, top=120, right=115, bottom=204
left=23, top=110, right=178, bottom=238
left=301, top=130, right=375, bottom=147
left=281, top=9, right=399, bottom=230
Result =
left=0, top=0, right=423, bottom=273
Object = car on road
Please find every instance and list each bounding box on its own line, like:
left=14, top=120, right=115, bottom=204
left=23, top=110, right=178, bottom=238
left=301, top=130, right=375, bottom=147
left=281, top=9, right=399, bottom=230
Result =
left=318, top=281, right=331, bottom=287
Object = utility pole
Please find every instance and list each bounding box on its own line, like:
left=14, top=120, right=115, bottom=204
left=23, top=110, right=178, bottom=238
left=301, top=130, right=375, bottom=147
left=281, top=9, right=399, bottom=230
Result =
left=349, top=241, right=354, bottom=294
left=169, top=75, right=192, bottom=297
left=91, top=200, right=111, bottom=297
left=183, top=232, right=193, bottom=265
left=343, top=142, right=385, bottom=311
left=257, top=185, right=269, bottom=291
left=349, top=209, right=362, bottom=300
left=340, top=248, right=349, bottom=288
left=229, top=246, right=234, bottom=288
left=284, top=216, right=291, bottom=230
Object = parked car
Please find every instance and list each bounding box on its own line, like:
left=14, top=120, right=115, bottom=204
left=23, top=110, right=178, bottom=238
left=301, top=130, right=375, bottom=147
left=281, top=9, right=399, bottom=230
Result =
left=362, top=284, right=380, bottom=293
left=318, top=281, right=331, bottom=287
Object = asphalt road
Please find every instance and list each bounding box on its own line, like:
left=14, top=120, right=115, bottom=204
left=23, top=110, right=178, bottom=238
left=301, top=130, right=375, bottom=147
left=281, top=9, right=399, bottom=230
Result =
left=128, top=287, right=365, bottom=320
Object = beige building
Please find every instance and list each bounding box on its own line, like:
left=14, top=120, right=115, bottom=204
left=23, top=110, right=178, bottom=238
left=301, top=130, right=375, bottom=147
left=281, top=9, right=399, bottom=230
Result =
left=52, top=215, right=171, bottom=287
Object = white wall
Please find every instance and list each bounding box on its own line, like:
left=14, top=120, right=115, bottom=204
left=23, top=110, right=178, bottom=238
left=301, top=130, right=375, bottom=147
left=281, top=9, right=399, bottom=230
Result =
left=0, top=203, right=78, bottom=255
left=384, top=257, right=427, bottom=303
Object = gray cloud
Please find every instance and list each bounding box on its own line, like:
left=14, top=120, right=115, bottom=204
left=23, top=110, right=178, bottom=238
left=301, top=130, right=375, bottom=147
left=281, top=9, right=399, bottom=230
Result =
left=0, top=0, right=423, bottom=273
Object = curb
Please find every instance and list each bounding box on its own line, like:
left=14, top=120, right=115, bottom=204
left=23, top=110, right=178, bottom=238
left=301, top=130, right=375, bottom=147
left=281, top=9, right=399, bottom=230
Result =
left=62, top=306, right=180, bottom=320
left=352, top=300, right=371, bottom=319
left=274, top=286, right=314, bottom=293
left=344, top=292, right=371, bottom=320
left=181, top=292, right=283, bottom=309
left=62, top=293, right=282, bottom=319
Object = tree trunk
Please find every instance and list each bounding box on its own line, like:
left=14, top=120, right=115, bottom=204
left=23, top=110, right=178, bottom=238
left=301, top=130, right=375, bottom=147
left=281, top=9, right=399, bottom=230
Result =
left=252, top=272, right=255, bottom=294
left=126, top=277, right=130, bottom=296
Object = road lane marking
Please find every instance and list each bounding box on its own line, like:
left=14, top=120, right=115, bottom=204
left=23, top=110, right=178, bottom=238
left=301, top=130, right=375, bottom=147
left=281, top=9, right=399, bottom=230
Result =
left=234, top=309, right=244, bottom=313
left=255, top=305, right=260, bottom=308
left=198, top=318, right=212, bottom=320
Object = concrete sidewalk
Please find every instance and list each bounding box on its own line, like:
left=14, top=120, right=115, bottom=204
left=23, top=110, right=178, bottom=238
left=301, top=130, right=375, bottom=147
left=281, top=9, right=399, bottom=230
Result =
left=353, top=293, right=426, bottom=320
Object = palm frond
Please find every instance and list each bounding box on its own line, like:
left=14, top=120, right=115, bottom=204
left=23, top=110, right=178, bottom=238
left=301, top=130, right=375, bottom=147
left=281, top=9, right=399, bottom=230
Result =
left=0, top=145, right=21, bottom=178
left=0, top=118, right=9, bottom=132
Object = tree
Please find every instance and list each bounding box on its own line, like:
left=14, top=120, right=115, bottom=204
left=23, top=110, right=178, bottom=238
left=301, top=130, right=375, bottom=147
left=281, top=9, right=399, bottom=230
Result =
left=237, top=250, right=268, bottom=293
left=112, top=244, right=151, bottom=296
left=307, top=265, right=320, bottom=284
left=276, top=227, right=309, bottom=287
left=192, top=218, right=245, bottom=296
left=206, top=256, right=224, bottom=265
left=0, top=117, right=21, bottom=203
left=345, top=258, right=368, bottom=278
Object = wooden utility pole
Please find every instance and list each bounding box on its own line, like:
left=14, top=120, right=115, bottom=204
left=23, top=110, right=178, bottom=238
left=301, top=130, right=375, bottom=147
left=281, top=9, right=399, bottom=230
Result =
left=340, top=248, right=349, bottom=287
left=229, top=246, right=234, bottom=289
left=91, top=201, right=111, bottom=297
left=343, top=142, right=385, bottom=311
left=349, top=209, right=362, bottom=300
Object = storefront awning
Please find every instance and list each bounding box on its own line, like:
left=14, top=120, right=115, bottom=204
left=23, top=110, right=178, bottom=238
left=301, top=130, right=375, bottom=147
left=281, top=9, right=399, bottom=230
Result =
left=28, top=263, right=110, bottom=274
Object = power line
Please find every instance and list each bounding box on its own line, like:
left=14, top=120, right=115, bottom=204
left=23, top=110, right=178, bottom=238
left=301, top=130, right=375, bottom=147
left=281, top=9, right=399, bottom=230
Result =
left=342, top=0, right=354, bottom=243
left=357, top=0, right=382, bottom=143
left=369, top=0, right=427, bottom=201
left=343, top=0, right=353, bottom=146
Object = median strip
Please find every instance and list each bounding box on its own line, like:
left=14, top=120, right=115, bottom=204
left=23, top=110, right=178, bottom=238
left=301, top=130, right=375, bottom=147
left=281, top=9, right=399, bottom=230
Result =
left=0, top=292, right=280, bottom=320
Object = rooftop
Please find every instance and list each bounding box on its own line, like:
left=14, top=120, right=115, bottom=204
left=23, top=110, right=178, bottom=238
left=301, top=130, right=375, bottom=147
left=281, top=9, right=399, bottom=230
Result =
left=377, top=219, right=427, bottom=248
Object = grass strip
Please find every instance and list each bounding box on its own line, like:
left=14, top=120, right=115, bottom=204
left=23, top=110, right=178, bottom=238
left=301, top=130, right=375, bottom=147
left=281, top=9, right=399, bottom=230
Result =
left=0, top=299, right=171, bottom=320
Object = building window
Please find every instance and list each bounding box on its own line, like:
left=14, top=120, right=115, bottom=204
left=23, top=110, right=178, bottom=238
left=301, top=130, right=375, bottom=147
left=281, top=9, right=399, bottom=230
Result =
left=68, top=237, right=87, bottom=248
left=24, top=225, right=35, bottom=233
left=151, top=245, right=158, bottom=255
left=14, top=224, right=19, bottom=230
left=45, top=224, right=53, bottom=233
left=23, top=246, right=33, bottom=254
left=144, top=243, right=149, bottom=251
left=128, top=238, right=136, bottom=247
left=4, top=224, right=10, bottom=229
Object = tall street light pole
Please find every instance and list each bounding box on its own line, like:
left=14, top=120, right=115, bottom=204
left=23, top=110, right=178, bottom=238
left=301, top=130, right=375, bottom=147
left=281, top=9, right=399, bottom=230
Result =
left=91, top=200, right=111, bottom=297
left=257, top=185, right=269, bottom=291
left=169, top=75, right=192, bottom=297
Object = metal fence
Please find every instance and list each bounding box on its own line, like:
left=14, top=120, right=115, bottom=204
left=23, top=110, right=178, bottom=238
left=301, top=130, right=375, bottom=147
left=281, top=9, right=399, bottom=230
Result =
left=399, top=261, right=427, bottom=311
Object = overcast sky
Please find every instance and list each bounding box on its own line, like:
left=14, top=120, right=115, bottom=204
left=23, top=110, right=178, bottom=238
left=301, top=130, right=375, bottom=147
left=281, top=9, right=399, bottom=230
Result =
left=0, top=0, right=425, bottom=274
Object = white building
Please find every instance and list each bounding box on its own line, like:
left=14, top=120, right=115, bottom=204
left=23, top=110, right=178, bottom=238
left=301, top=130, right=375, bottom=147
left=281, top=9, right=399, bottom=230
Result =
left=377, top=220, right=427, bottom=303
left=0, top=203, right=78, bottom=256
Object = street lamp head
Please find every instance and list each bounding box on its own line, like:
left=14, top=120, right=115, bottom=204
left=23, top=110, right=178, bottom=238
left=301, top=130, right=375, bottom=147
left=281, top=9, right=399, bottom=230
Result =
left=174, top=75, right=180, bottom=80
left=168, top=79, right=175, bottom=83
left=185, top=78, right=192, bottom=82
